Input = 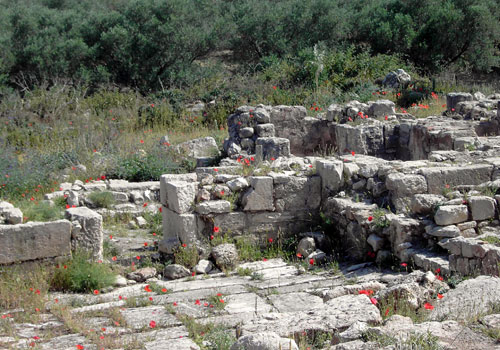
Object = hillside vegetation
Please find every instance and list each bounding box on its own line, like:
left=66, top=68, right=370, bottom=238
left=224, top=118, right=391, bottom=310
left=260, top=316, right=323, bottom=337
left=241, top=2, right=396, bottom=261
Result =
left=0, top=0, right=498, bottom=205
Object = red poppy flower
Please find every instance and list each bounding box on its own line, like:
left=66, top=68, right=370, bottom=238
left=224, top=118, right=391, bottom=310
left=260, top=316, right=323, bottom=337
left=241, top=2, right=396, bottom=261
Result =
left=140, top=140, right=144, bottom=144
left=195, top=300, right=201, bottom=305
left=268, top=238, right=273, bottom=243
left=143, top=202, right=148, bottom=207
left=272, top=86, right=277, bottom=90
left=262, top=258, right=268, bottom=261
left=213, top=168, right=218, bottom=172
left=191, top=272, right=196, bottom=277
left=219, top=299, right=224, bottom=303
left=210, top=235, right=214, bottom=240
left=119, top=296, right=123, bottom=300
left=182, top=244, right=187, bottom=248
left=35, top=289, right=40, bottom=295
left=149, top=320, right=156, bottom=328
left=436, top=275, right=443, bottom=281
left=162, top=288, right=167, bottom=293
left=159, top=207, right=162, bottom=213
left=35, top=308, right=40, bottom=312
left=370, top=297, right=377, bottom=305
left=144, top=285, right=152, bottom=292
left=109, top=235, right=113, bottom=239
left=144, top=242, right=148, bottom=247
left=309, top=258, right=314, bottom=265
left=435, top=268, right=441, bottom=274
left=385, top=308, right=390, bottom=316
left=149, top=297, right=153, bottom=301
left=437, top=294, right=443, bottom=299
left=93, top=290, right=99, bottom=295
left=424, top=303, right=434, bottom=310
left=173, top=302, right=177, bottom=306
left=76, top=345, right=84, bottom=350
left=33, top=336, right=40, bottom=340
left=296, top=253, right=302, bottom=258
left=401, top=263, right=407, bottom=267
left=112, top=256, right=117, bottom=261
left=384, top=115, right=388, bottom=121
left=351, top=151, right=355, bottom=156
left=367, top=216, right=373, bottom=222
left=136, top=256, right=141, bottom=260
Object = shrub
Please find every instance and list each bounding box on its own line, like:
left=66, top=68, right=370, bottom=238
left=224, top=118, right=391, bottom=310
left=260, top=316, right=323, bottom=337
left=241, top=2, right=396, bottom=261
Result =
left=87, top=191, right=115, bottom=209
left=174, top=245, right=199, bottom=269
left=50, top=252, right=116, bottom=293
left=20, top=201, right=64, bottom=222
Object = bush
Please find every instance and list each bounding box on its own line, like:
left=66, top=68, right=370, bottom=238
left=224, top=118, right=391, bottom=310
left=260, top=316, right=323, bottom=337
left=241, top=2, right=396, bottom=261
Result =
left=50, top=252, right=116, bottom=293
left=20, top=201, right=64, bottom=222
left=174, top=245, right=199, bottom=269
left=87, top=191, right=115, bottom=209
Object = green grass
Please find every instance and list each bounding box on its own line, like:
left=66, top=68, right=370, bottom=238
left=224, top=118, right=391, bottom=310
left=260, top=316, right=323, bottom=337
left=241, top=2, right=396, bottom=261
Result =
left=18, top=200, right=64, bottom=222
left=50, top=251, right=116, bottom=293
left=174, top=245, right=199, bottom=269
left=176, top=315, right=236, bottom=350
left=481, top=236, right=500, bottom=246
left=364, top=331, right=442, bottom=350
left=87, top=191, right=116, bottom=208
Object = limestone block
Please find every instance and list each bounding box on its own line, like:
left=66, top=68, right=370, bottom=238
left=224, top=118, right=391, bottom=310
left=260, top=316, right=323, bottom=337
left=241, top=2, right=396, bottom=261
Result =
left=242, top=177, right=274, bottom=211
left=410, top=194, right=445, bottom=214
left=468, top=196, right=496, bottom=221
left=420, top=164, right=493, bottom=194
left=65, top=207, right=103, bottom=260
left=160, top=173, right=198, bottom=205
left=255, top=137, right=290, bottom=161
left=446, top=92, right=473, bottom=112
left=2, top=207, right=23, bottom=224
left=173, top=137, right=220, bottom=158
left=165, top=181, right=197, bottom=214
left=227, top=177, right=249, bottom=192
left=368, top=100, right=395, bottom=118
left=195, top=200, right=231, bottom=215
left=316, top=159, right=344, bottom=194
left=367, top=234, right=384, bottom=251
left=162, top=208, right=204, bottom=244
left=389, top=216, right=424, bottom=255
left=428, top=225, right=460, bottom=238
left=255, top=124, right=275, bottom=137
left=273, top=175, right=321, bottom=212
left=163, top=264, right=190, bottom=279
left=434, top=205, right=468, bottom=226
left=213, top=212, right=247, bottom=235
left=212, top=243, right=239, bottom=270
left=194, top=259, right=214, bottom=274
left=0, top=220, right=71, bottom=264
left=111, top=191, right=129, bottom=203
left=130, top=190, right=144, bottom=204
left=386, top=173, right=427, bottom=196
left=326, top=103, right=343, bottom=122
left=297, top=237, right=316, bottom=257
left=238, top=127, right=254, bottom=138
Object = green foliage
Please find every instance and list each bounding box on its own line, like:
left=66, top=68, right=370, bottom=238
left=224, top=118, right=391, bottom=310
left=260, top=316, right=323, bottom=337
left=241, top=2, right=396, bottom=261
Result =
left=88, top=191, right=115, bottom=208
left=50, top=251, right=116, bottom=293
left=177, top=315, right=236, bottom=350
left=20, top=201, right=64, bottom=222
left=174, top=245, right=199, bottom=269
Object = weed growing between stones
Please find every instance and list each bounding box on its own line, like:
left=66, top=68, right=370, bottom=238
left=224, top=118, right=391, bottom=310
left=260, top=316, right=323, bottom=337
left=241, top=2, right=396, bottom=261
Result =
left=236, top=267, right=253, bottom=276
left=17, top=200, right=64, bottom=222
left=177, top=315, right=236, bottom=350
left=87, top=191, right=116, bottom=208
left=364, top=331, right=442, bottom=350
left=174, top=245, right=200, bottom=269
left=0, top=264, right=50, bottom=322
left=293, top=329, right=333, bottom=350
left=481, top=236, right=500, bottom=246
left=50, top=252, right=116, bottom=293
left=377, top=294, right=431, bottom=324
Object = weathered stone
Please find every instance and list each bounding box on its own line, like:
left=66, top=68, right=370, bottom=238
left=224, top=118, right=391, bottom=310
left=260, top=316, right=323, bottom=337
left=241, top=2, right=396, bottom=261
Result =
left=307, top=249, right=327, bottom=264
left=212, top=243, right=239, bottom=270
left=242, top=177, right=274, bottom=211
left=195, top=200, right=231, bottom=214
left=162, top=208, right=205, bottom=244
left=268, top=292, right=323, bottom=313
left=240, top=138, right=255, bottom=150
left=389, top=216, right=424, bottom=260
left=163, top=264, right=190, bottom=280
left=316, top=160, right=344, bottom=194
left=135, top=216, right=147, bottom=228
left=110, top=191, right=129, bottom=203
left=428, top=225, right=460, bottom=238
left=386, top=173, right=427, bottom=197
left=126, top=267, right=157, bottom=282
left=420, top=164, right=493, bottom=194
left=174, top=137, right=220, bottom=158
left=1, top=207, right=23, bottom=224
left=213, top=212, right=247, bottom=235
left=297, top=237, right=316, bottom=257
left=446, top=92, right=473, bottom=112
left=227, top=177, right=249, bottom=192
left=368, top=100, right=395, bottom=118
left=367, top=234, right=384, bottom=251
left=430, top=276, right=500, bottom=321
left=230, top=332, right=298, bottom=350
left=239, top=127, right=254, bottom=138
left=159, top=173, right=198, bottom=205
left=194, top=259, right=213, bottom=274
left=410, top=194, right=445, bottom=214
left=65, top=207, right=103, bottom=260
left=326, top=103, right=342, bottom=122
left=0, top=220, right=71, bottom=264
left=130, top=190, right=144, bottom=204
left=255, top=137, right=290, bottom=161
left=273, top=175, right=321, bottom=212
left=434, top=205, right=468, bottom=226
left=255, top=124, right=275, bottom=137
left=165, top=181, right=197, bottom=214
left=382, top=69, right=411, bottom=89
left=468, top=196, right=496, bottom=221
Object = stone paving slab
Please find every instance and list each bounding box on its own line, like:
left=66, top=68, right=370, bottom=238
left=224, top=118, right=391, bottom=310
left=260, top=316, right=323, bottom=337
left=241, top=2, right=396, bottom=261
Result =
left=120, top=306, right=181, bottom=330
left=223, top=292, right=274, bottom=314
left=267, top=291, right=324, bottom=312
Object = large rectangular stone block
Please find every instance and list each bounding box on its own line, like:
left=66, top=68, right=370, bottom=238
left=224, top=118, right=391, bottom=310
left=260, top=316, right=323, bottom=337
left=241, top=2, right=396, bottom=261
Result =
left=65, top=207, right=103, bottom=260
left=316, top=160, right=344, bottom=195
left=420, top=164, right=493, bottom=194
left=159, top=173, right=198, bottom=205
left=164, top=181, right=198, bottom=214
left=162, top=208, right=204, bottom=244
left=242, top=177, right=274, bottom=211
left=0, top=220, right=72, bottom=264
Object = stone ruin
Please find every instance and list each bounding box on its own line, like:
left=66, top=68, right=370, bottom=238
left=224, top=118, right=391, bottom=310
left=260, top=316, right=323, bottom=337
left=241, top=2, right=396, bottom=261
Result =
left=160, top=92, right=500, bottom=277
left=1, top=91, right=500, bottom=278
